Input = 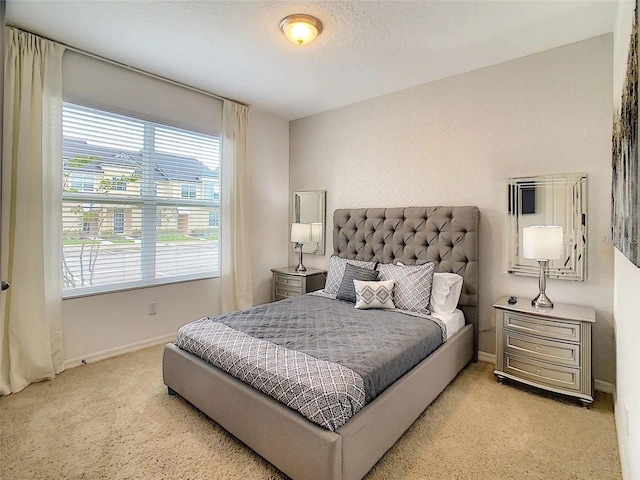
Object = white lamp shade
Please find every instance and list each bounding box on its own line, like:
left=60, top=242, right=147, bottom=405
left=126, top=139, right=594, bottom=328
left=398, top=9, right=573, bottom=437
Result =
left=291, top=223, right=311, bottom=243
left=523, top=226, right=564, bottom=260
left=310, top=222, right=323, bottom=242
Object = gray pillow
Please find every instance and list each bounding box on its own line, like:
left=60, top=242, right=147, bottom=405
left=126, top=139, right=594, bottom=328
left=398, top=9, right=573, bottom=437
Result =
left=324, top=255, right=377, bottom=295
left=336, top=263, right=379, bottom=303
left=376, top=262, right=435, bottom=314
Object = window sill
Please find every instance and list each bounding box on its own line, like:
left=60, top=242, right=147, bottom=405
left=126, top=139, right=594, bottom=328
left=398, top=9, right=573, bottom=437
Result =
left=62, top=274, right=219, bottom=300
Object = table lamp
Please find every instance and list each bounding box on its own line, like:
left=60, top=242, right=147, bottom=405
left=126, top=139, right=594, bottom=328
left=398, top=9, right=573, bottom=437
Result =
left=291, top=223, right=311, bottom=272
left=523, top=225, right=564, bottom=308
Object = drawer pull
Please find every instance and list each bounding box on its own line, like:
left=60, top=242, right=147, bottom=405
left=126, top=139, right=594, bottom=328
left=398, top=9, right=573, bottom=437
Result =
left=535, top=346, right=542, bottom=351
left=536, top=369, right=541, bottom=374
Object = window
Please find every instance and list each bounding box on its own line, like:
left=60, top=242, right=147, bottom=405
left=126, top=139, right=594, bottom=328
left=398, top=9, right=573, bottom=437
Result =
left=208, top=210, right=220, bottom=227
left=62, top=103, right=221, bottom=296
left=181, top=184, right=196, bottom=199
left=203, top=181, right=220, bottom=201
left=112, top=177, right=127, bottom=191
left=69, top=172, right=94, bottom=192
left=113, top=209, right=125, bottom=233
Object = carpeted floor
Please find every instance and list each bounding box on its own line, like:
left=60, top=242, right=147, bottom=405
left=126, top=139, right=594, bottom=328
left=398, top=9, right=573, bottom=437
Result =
left=0, top=345, right=621, bottom=480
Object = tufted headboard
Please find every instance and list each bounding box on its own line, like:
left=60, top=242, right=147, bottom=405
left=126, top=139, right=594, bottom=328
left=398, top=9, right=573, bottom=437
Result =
left=333, top=206, right=480, bottom=357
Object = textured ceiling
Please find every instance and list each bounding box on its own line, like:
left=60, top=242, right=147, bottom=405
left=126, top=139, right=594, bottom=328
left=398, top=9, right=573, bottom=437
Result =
left=6, top=1, right=619, bottom=121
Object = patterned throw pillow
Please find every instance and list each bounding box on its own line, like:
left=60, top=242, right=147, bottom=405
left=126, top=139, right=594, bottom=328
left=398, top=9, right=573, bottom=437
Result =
left=376, top=262, right=435, bottom=314
left=323, top=255, right=377, bottom=295
left=397, top=262, right=464, bottom=314
left=354, top=279, right=395, bottom=310
left=336, top=263, right=380, bottom=303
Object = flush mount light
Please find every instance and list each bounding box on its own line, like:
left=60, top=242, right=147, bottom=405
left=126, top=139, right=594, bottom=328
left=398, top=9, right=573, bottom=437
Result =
left=279, top=14, right=323, bottom=46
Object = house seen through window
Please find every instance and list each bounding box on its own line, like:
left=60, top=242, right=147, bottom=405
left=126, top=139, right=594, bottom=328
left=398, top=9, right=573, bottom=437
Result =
left=62, top=103, right=222, bottom=296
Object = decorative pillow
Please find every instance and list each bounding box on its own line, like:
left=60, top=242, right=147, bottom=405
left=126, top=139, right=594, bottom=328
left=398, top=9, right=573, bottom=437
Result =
left=354, top=279, right=395, bottom=310
left=377, top=262, right=435, bottom=314
left=324, top=255, right=377, bottom=295
left=396, top=262, right=463, bottom=315
left=430, top=272, right=464, bottom=314
left=336, top=264, right=379, bottom=303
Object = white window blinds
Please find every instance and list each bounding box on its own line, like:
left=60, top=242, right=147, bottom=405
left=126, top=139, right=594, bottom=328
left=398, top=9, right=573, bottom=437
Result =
left=62, top=103, right=221, bottom=296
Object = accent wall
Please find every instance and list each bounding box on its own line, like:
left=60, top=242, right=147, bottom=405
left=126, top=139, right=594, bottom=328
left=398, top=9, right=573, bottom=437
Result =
left=290, top=35, right=615, bottom=385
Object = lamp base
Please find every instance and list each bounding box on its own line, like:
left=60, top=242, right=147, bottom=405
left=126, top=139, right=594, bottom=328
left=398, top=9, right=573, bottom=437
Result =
left=531, top=259, right=554, bottom=308
left=295, top=245, right=306, bottom=272
left=531, top=292, right=554, bottom=308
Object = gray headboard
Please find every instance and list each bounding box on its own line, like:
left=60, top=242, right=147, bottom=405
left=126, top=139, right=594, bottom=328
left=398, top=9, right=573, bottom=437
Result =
left=333, top=206, right=480, bottom=358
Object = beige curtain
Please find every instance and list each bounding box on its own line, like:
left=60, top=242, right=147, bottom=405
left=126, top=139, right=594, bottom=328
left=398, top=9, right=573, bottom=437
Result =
left=220, top=100, right=253, bottom=312
left=0, top=28, right=65, bottom=395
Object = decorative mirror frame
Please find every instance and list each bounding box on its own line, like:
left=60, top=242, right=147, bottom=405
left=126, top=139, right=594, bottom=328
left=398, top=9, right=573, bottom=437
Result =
left=507, top=173, right=587, bottom=281
left=292, top=190, right=326, bottom=255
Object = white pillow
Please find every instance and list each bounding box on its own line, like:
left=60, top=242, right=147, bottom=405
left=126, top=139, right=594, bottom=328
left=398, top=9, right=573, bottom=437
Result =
left=395, top=262, right=463, bottom=314
left=354, top=279, right=395, bottom=310
left=430, top=273, right=464, bottom=314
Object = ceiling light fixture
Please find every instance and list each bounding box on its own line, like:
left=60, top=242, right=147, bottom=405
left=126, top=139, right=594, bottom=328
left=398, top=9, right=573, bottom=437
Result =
left=279, top=14, right=323, bottom=46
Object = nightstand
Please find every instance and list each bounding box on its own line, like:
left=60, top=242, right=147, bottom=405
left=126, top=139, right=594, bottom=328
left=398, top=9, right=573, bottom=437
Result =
left=271, top=267, right=326, bottom=302
left=493, top=296, right=596, bottom=405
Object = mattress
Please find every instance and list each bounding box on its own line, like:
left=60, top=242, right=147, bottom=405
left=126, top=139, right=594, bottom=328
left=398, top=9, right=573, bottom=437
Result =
left=176, top=294, right=445, bottom=429
left=432, top=309, right=466, bottom=340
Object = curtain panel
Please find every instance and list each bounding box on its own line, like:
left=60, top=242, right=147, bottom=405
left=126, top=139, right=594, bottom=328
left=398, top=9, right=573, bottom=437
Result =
left=0, top=28, right=65, bottom=395
left=220, top=100, right=253, bottom=312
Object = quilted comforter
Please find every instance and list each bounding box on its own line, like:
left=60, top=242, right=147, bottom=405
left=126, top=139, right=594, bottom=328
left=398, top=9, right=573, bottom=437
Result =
left=176, top=294, right=444, bottom=430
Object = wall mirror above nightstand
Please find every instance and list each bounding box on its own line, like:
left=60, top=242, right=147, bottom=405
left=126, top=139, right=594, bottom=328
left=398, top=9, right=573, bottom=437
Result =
left=507, top=173, right=587, bottom=281
left=292, top=190, right=326, bottom=255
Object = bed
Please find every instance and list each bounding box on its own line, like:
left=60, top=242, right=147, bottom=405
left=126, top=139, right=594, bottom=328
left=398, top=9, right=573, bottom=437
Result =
left=163, top=206, right=479, bottom=480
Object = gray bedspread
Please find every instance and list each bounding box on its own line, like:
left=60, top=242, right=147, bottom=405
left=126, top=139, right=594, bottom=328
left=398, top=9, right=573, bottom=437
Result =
left=177, top=320, right=365, bottom=431
left=180, top=295, right=444, bottom=403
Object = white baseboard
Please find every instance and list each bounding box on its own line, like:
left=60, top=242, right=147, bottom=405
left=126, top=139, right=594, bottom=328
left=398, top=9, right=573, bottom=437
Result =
left=478, top=351, right=496, bottom=364
left=594, top=379, right=614, bottom=394
left=477, top=351, right=614, bottom=394
left=63, top=332, right=177, bottom=370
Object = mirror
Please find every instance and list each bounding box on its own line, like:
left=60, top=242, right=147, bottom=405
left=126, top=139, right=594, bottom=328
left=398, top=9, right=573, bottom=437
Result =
left=507, top=173, right=587, bottom=281
left=292, top=190, right=326, bottom=255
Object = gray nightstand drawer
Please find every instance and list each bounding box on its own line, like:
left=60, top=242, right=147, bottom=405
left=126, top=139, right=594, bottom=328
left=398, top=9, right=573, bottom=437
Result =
left=274, top=274, right=303, bottom=289
left=271, top=267, right=326, bottom=303
left=504, top=331, right=580, bottom=367
left=504, top=354, right=581, bottom=392
left=274, top=285, right=301, bottom=299
left=504, top=312, right=581, bottom=343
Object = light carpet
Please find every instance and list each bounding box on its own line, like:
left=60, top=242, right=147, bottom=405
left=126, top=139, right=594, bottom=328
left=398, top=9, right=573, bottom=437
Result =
left=0, top=345, right=621, bottom=479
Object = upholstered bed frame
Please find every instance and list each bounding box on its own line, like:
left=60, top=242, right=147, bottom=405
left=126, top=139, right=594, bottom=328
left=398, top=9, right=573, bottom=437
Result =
left=163, top=206, right=480, bottom=480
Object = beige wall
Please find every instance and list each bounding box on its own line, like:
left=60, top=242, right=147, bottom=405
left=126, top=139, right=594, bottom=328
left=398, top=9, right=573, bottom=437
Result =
left=249, top=110, right=290, bottom=305
left=612, top=1, right=639, bottom=478
left=290, top=35, right=615, bottom=383
left=62, top=109, right=289, bottom=364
